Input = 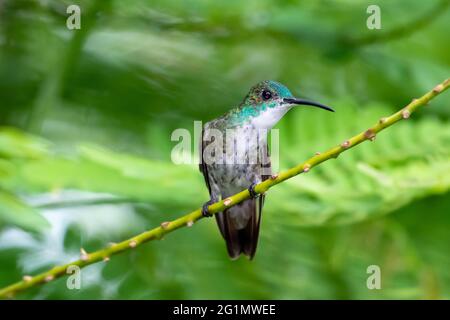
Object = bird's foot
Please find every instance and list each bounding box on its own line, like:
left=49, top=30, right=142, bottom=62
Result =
left=202, top=200, right=214, bottom=218
left=248, top=183, right=259, bottom=198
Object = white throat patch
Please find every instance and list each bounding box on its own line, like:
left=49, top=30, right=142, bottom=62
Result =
left=250, top=106, right=290, bottom=130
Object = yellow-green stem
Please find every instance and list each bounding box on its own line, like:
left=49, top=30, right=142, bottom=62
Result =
left=0, top=78, right=448, bottom=299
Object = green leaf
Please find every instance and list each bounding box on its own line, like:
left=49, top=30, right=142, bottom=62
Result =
left=9, top=144, right=205, bottom=209
left=0, top=127, right=49, bottom=160
left=0, top=190, right=50, bottom=232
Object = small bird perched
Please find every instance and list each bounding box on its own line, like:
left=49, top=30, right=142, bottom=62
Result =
left=199, top=80, right=333, bottom=259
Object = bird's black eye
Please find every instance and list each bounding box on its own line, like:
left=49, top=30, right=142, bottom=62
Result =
left=262, top=90, right=272, bottom=100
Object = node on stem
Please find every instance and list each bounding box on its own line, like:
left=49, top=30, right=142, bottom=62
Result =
left=161, top=222, right=170, bottom=229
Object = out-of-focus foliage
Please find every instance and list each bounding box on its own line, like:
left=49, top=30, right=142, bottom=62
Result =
left=0, top=128, right=50, bottom=231
left=0, top=0, right=449, bottom=299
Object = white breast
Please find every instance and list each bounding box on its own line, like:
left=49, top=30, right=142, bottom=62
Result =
left=250, top=107, right=290, bottom=130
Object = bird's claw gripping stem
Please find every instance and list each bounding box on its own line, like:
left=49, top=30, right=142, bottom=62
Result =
left=202, top=200, right=214, bottom=217
left=248, top=183, right=258, bottom=198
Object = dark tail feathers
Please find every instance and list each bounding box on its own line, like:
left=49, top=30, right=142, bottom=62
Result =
left=215, top=197, right=263, bottom=259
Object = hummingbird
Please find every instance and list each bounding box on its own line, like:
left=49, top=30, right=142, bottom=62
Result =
left=199, top=80, right=333, bottom=259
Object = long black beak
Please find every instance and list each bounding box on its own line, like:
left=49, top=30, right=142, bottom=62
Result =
left=283, top=98, right=334, bottom=112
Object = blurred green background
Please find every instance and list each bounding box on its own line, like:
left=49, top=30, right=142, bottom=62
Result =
left=0, top=0, right=449, bottom=299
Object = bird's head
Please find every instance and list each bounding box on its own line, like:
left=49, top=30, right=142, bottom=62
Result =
left=236, top=80, right=334, bottom=129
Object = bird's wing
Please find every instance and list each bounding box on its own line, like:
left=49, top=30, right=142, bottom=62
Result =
left=199, top=126, right=228, bottom=239
left=199, top=127, right=212, bottom=195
